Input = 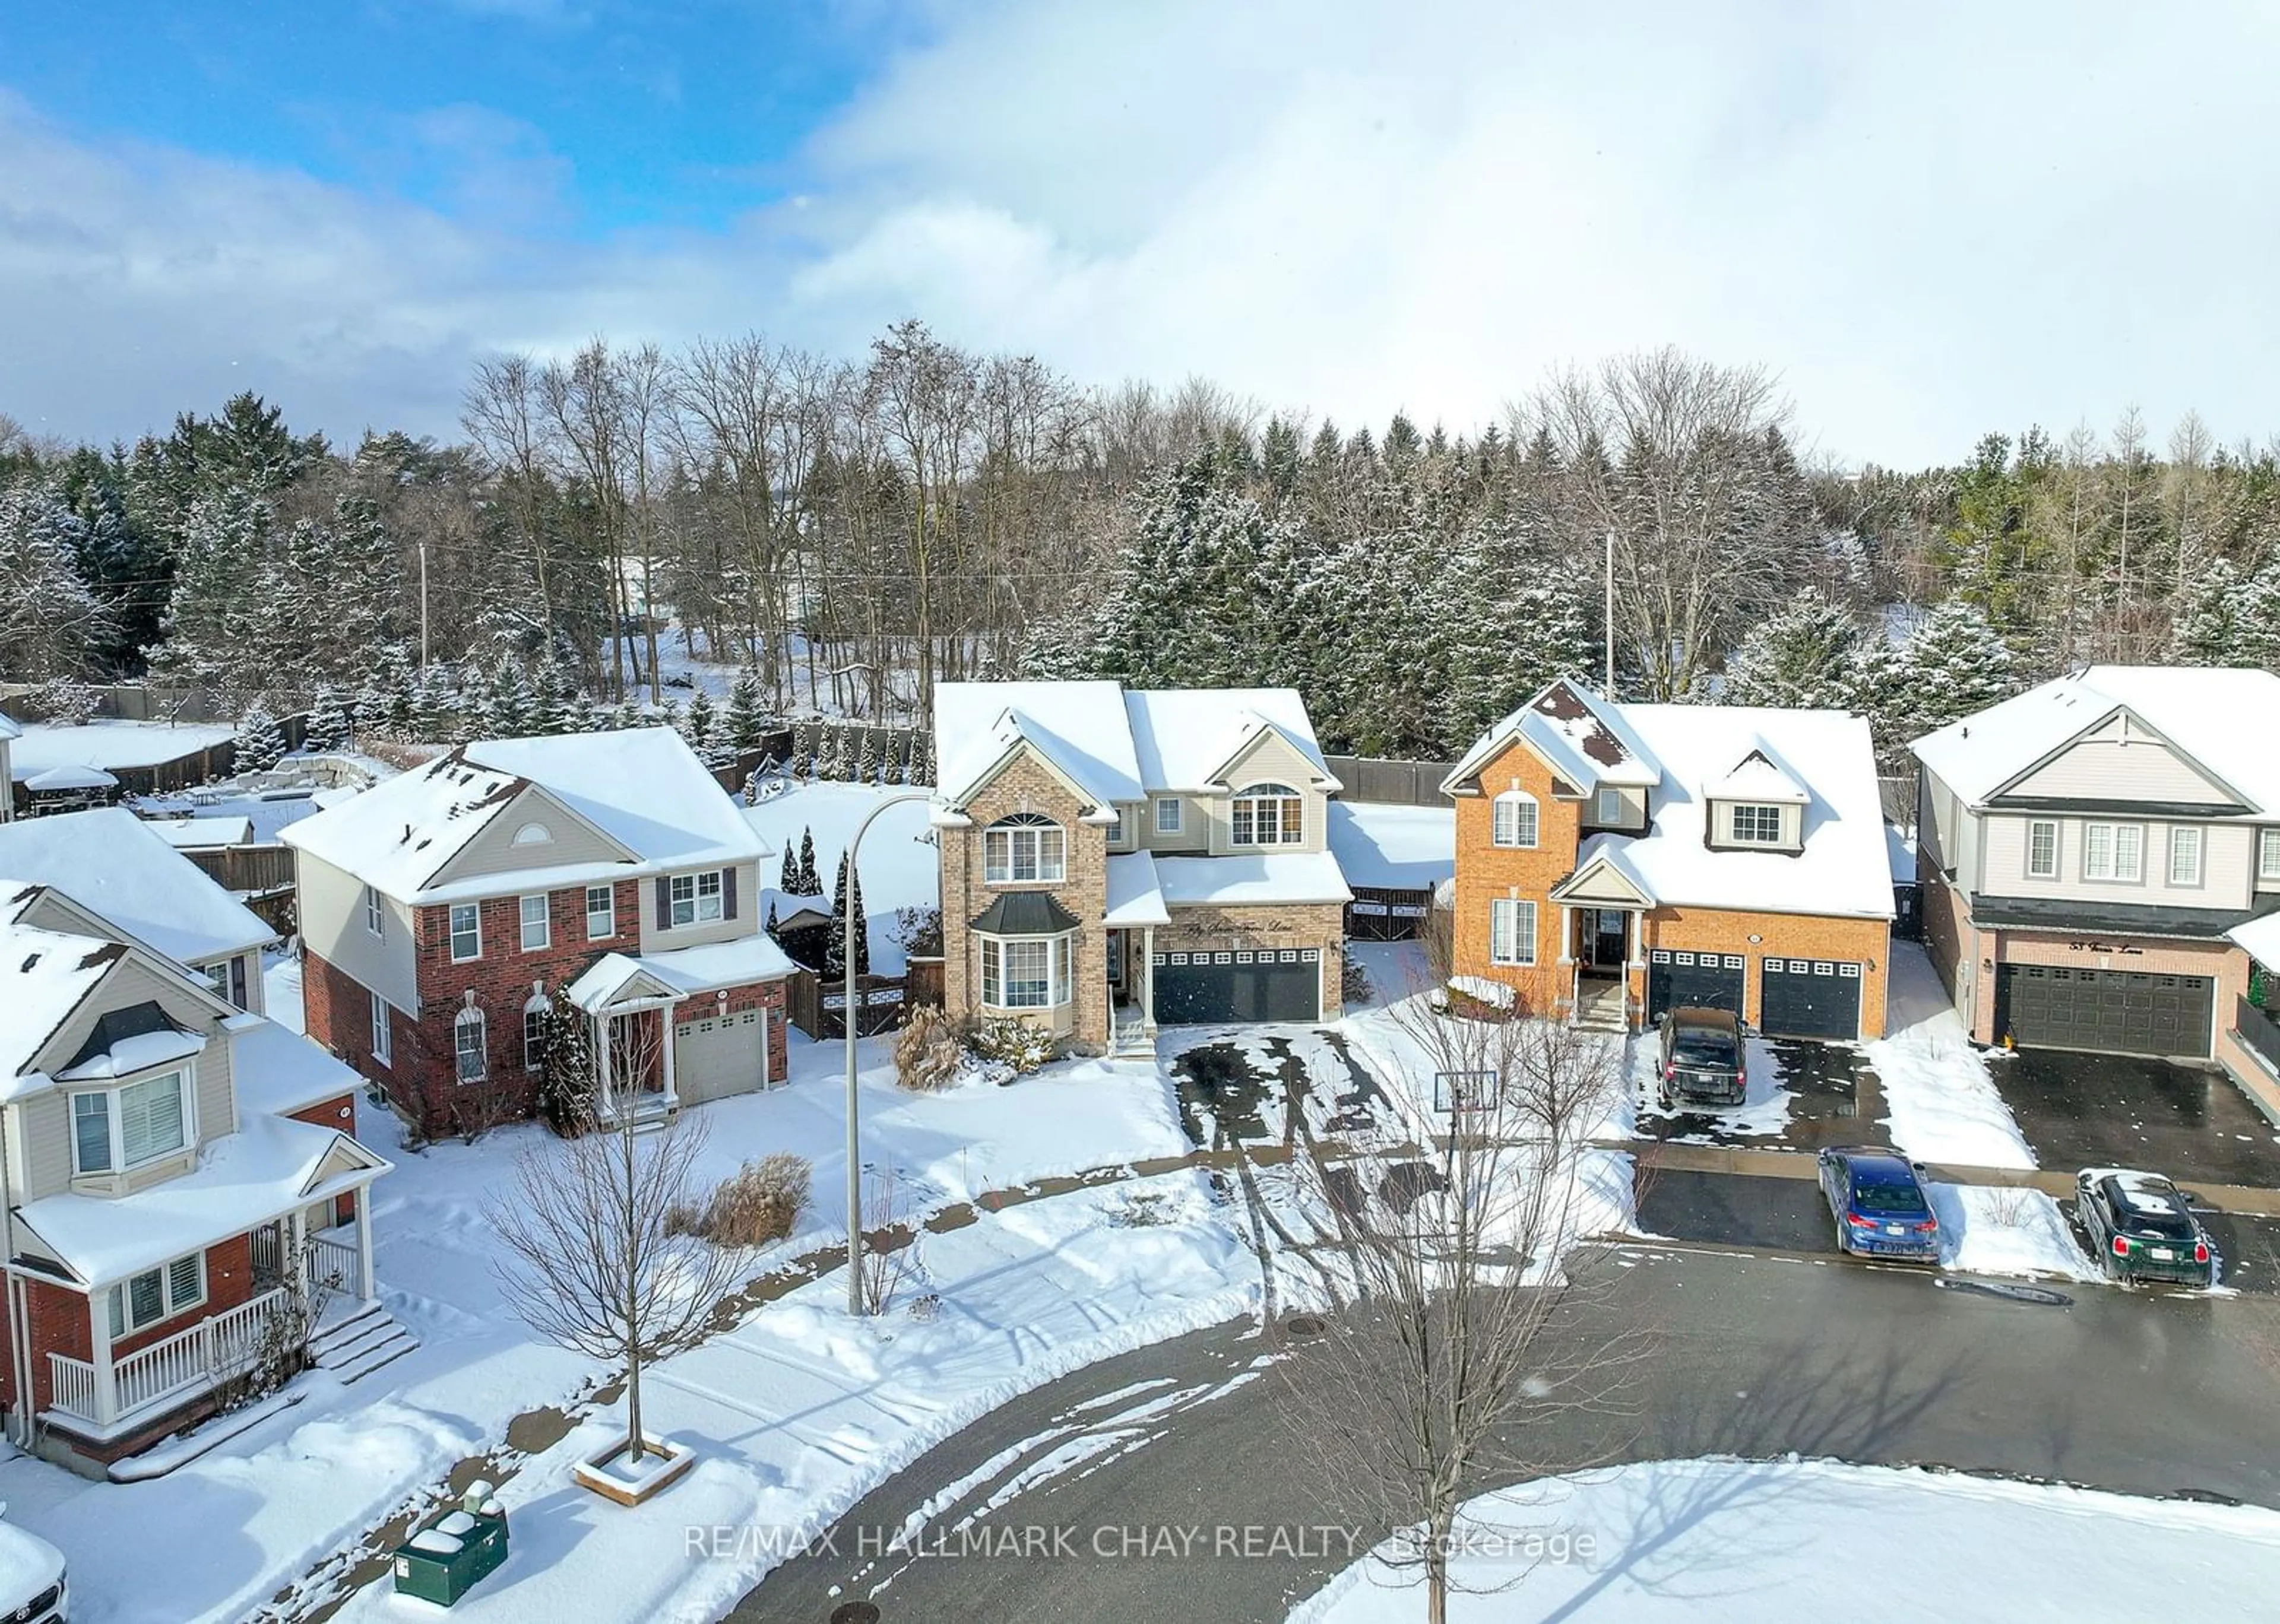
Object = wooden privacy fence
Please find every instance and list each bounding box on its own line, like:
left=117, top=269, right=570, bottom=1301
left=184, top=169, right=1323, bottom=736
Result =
left=786, top=968, right=908, bottom=1040
left=184, top=844, right=297, bottom=895
left=1321, top=755, right=1455, bottom=807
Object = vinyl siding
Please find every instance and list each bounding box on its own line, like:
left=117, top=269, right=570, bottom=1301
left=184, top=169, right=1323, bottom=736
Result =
left=1145, top=795, right=1206, bottom=852
left=1979, top=814, right=2256, bottom=908
left=296, top=851, right=420, bottom=1011
left=636, top=861, right=763, bottom=952
left=1204, top=731, right=1329, bottom=856
left=1583, top=784, right=1648, bottom=831
left=428, top=785, right=634, bottom=887
left=2003, top=735, right=2240, bottom=805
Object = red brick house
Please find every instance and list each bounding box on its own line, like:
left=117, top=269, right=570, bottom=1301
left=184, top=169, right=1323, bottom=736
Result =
left=1443, top=679, right=1896, bottom=1039
left=0, top=875, right=391, bottom=1471
left=282, top=729, right=794, bottom=1135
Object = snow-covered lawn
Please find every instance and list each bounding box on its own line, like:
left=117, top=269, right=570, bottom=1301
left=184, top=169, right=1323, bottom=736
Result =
left=1867, top=943, right=2037, bottom=1169
left=333, top=1171, right=1256, bottom=1624
left=741, top=781, right=937, bottom=973
left=1930, top=1182, right=2103, bottom=1282
left=7, top=719, right=237, bottom=779
left=1291, top=1455, right=2280, bottom=1621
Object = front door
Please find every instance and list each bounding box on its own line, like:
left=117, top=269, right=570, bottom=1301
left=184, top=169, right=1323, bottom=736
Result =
left=1591, top=910, right=1628, bottom=971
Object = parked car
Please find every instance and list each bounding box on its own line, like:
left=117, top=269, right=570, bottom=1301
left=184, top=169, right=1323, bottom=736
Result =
left=1656, top=1007, right=1747, bottom=1108
left=2073, top=1168, right=2215, bottom=1286
left=1817, top=1146, right=1942, bottom=1261
left=0, top=1511, right=66, bottom=1623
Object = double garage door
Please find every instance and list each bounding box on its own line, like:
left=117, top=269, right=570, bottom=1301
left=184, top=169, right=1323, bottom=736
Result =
left=1153, top=947, right=1322, bottom=1025
left=1646, top=950, right=1864, bottom=1041
left=1995, top=965, right=2214, bottom=1058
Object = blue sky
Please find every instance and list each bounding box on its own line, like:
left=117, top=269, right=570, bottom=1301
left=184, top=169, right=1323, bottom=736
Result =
left=3, top=2, right=2277, bottom=465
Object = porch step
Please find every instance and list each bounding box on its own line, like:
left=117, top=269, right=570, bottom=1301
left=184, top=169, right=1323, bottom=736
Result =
left=308, top=1301, right=421, bottom=1384
left=1110, top=1020, right=1157, bottom=1058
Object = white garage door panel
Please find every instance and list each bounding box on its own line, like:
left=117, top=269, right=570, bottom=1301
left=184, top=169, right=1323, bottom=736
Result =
left=674, top=1007, right=770, bottom=1104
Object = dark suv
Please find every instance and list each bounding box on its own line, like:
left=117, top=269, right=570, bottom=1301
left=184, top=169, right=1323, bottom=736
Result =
left=1656, top=1006, right=1747, bottom=1108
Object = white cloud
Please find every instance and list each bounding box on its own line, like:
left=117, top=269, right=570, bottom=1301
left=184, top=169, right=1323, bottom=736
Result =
left=4, top=2, right=2279, bottom=463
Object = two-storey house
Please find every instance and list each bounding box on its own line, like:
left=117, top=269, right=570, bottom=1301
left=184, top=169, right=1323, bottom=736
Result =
left=933, top=682, right=1353, bottom=1050
left=0, top=870, right=390, bottom=1471
left=283, top=729, right=794, bottom=1137
left=1911, top=665, right=2280, bottom=1098
left=1443, top=679, right=1895, bottom=1039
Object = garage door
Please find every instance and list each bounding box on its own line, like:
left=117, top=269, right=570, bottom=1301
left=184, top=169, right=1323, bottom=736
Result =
left=1646, top=950, right=1744, bottom=1022
left=1760, top=957, right=1863, bottom=1041
left=1995, top=965, right=2214, bottom=1058
left=1152, top=947, right=1322, bottom=1024
left=673, top=1007, right=771, bottom=1104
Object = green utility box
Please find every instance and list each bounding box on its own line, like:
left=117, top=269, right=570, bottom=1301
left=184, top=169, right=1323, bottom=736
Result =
left=391, top=1506, right=509, bottom=1607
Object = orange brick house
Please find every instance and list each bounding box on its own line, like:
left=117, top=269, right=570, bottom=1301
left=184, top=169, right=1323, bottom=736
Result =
left=1442, top=680, right=1896, bottom=1040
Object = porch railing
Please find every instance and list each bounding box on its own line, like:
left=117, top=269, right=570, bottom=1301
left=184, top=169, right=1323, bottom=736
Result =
left=2238, top=995, right=2280, bottom=1076
left=307, top=1230, right=360, bottom=1296
left=48, top=1285, right=293, bottom=1432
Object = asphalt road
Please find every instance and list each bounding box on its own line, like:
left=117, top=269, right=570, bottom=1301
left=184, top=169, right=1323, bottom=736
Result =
left=732, top=1242, right=2280, bottom=1623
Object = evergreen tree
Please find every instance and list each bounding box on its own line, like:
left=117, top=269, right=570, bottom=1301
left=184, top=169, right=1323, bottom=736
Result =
left=824, top=851, right=871, bottom=979
left=2171, top=558, right=2280, bottom=669
left=780, top=847, right=801, bottom=893
left=681, top=688, right=718, bottom=756
left=485, top=662, right=536, bottom=738
left=236, top=703, right=287, bottom=772
left=856, top=727, right=879, bottom=784
left=535, top=984, right=599, bottom=1133
left=1898, top=598, right=2017, bottom=736
left=797, top=827, right=820, bottom=896
left=305, top=685, right=354, bottom=753
left=764, top=899, right=780, bottom=940
left=0, top=482, right=109, bottom=681
left=1722, top=595, right=1864, bottom=709
left=724, top=664, right=767, bottom=752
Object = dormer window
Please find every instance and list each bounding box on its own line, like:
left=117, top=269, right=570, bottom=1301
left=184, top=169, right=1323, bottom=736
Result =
left=985, top=814, right=1066, bottom=883
left=1492, top=791, right=1539, bottom=849
left=1595, top=787, right=1626, bottom=826
left=1728, top=804, right=1784, bottom=845
left=1232, top=784, right=1303, bottom=847
left=71, top=1069, right=192, bottom=1175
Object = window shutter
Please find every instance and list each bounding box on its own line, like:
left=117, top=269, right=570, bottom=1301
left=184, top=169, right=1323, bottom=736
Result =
left=655, top=876, right=671, bottom=929
left=723, top=867, right=739, bottom=920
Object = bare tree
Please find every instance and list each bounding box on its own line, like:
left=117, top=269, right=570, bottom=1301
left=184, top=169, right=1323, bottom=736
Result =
left=488, top=1014, right=745, bottom=1468
left=1277, top=1006, right=1641, bottom=1623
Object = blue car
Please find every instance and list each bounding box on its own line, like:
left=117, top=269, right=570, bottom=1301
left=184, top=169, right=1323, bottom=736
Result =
left=1817, top=1146, right=1942, bottom=1261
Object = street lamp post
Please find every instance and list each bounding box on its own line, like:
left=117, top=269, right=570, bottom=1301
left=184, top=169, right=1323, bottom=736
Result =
left=844, top=789, right=932, bottom=1315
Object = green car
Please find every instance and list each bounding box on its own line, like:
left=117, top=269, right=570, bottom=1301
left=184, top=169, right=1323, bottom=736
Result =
left=2073, top=1168, right=2215, bottom=1286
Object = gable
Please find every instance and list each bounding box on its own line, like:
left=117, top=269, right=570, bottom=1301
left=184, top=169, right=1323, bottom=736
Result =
left=955, top=737, right=1110, bottom=821
left=426, top=784, right=639, bottom=889
left=30, top=953, right=227, bottom=1080
left=1993, top=719, right=2246, bottom=811
left=1457, top=733, right=1585, bottom=801
left=1549, top=855, right=1654, bottom=907
left=306, top=1134, right=384, bottom=1190
left=1216, top=726, right=1326, bottom=793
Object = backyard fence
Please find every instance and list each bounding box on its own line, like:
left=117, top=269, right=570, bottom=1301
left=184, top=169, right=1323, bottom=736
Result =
left=1320, top=755, right=1456, bottom=807
left=786, top=968, right=909, bottom=1039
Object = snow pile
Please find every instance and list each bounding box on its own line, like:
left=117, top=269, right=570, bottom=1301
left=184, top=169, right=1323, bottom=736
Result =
left=1291, top=1456, right=2280, bottom=1622
left=1929, top=1182, right=2102, bottom=1282
left=1866, top=944, right=2035, bottom=1169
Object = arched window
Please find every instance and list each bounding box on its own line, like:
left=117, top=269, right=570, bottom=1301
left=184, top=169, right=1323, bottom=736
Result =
left=522, top=992, right=550, bottom=1073
left=984, top=812, right=1066, bottom=883
left=454, top=1006, right=488, bottom=1084
left=1491, top=790, right=1539, bottom=849
left=1231, top=783, right=1303, bottom=847
left=512, top=821, right=553, bottom=846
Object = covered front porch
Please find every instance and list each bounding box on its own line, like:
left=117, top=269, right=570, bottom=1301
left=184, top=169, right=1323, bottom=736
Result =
left=1105, top=851, right=1171, bottom=1055
left=1551, top=850, right=1652, bottom=1033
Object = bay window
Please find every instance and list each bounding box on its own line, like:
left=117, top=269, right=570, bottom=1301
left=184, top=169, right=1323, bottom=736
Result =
left=979, top=934, right=1075, bottom=1010
left=1231, top=783, right=1303, bottom=847
left=71, top=1068, right=192, bottom=1176
left=984, top=814, right=1066, bottom=883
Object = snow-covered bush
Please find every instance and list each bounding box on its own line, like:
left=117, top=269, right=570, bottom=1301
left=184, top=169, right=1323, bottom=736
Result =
left=33, top=673, right=99, bottom=727
left=894, top=1006, right=964, bottom=1092
left=674, top=1153, right=812, bottom=1249
left=965, top=1015, right=1054, bottom=1075
left=236, top=703, right=288, bottom=772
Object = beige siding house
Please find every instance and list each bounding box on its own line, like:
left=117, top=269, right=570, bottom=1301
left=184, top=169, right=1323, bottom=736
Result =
left=933, top=682, right=1353, bottom=1052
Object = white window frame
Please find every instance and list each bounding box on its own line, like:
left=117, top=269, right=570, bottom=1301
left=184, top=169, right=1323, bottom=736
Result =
left=448, top=902, right=482, bottom=963
left=1728, top=804, right=1784, bottom=845
left=1231, top=783, right=1304, bottom=848
left=2263, top=827, right=2280, bottom=883
left=983, top=816, right=1066, bottom=883
left=2026, top=819, right=2059, bottom=880
left=69, top=1068, right=194, bottom=1176
left=370, top=991, right=392, bottom=1068
left=2082, top=821, right=2144, bottom=883
left=980, top=934, right=1074, bottom=1010
left=669, top=870, right=726, bottom=927
left=520, top=893, right=550, bottom=952
left=1155, top=797, right=1183, bottom=835
left=455, top=1007, right=487, bottom=1084
left=2168, top=826, right=2204, bottom=888
left=585, top=883, right=615, bottom=941
left=107, top=1250, right=207, bottom=1339
left=1492, top=791, right=1540, bottom=849
left=1106, top=807, right=1127, bottom=845
left=1489, top=897, right=1537, bottom=966
left=523, top=999, right=549, bottom=1073
left=1595, top=786, right=1626, bottom=825
left=364, top=885, right=384, bottom=938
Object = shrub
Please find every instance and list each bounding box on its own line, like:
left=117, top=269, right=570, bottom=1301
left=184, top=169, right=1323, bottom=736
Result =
left=695, top=1152, right=812, bottom=1248
left=895, top=1005, right=965, bottom=1092
left=965, top=1015, right=1054, bottom=1075
left=1341, top=956, right=1373, bottom=1007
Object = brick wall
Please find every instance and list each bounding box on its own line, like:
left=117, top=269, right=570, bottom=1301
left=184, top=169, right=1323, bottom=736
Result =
left=1155, top=902, right=1347, bottom=1020
left=940, top=752, right=1112, bottom=1049
left=1449, top=737, right=1586, bottom=1016
left=13, top=1232, right=258, bottom=1420
left=1645, top=906, right=1892, bottom=1039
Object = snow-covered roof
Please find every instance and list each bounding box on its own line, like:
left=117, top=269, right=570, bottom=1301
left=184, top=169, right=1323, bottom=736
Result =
left=1122, top=689, right=1337, bottom=792
left=2230, top=912, right=2280, bottom=970
left=146, top=815, right=255, bottom=849
left=282, top=729, right=766, bottom=902
left=0, top=710, right=20, bottom=742
left=227, top=1014, right=368, bottom=1118
left=14, top=1111, right=386, bottom=1288
left=1590, top=705, right=1893, bottom=919
left=1326, top=803, right=1455, bottom=892
left=1886, top=823, right=1918, bottom=885
left=56, top=1024, right=205, bottom=1083
left=567, top=933, right=797, bottom=1013
left=1911, top=665, right=2280, bottom=811
left=1154, top=851, right=1353, bottom=908
left=0, top=884, right=125, bottom=1084
left=933, top=681, right=1338, bottom=811
left=1706, top=740, right=1810, bottom=805
left=1104, top=852, right=1171, bottom=926
left=1442, top=678, right=1662, bottom=797
left=24, top=764, right=117, bottom=791
left=0, top=808, right=275, bottom=963
left=7, top=719, right=236, bottom=780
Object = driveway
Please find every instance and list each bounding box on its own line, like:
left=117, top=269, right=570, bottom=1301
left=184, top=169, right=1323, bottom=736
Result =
left=1990, top=1049, right=2280, bottom=1187
left=1632, top=1036, right=1894, bottom=1154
